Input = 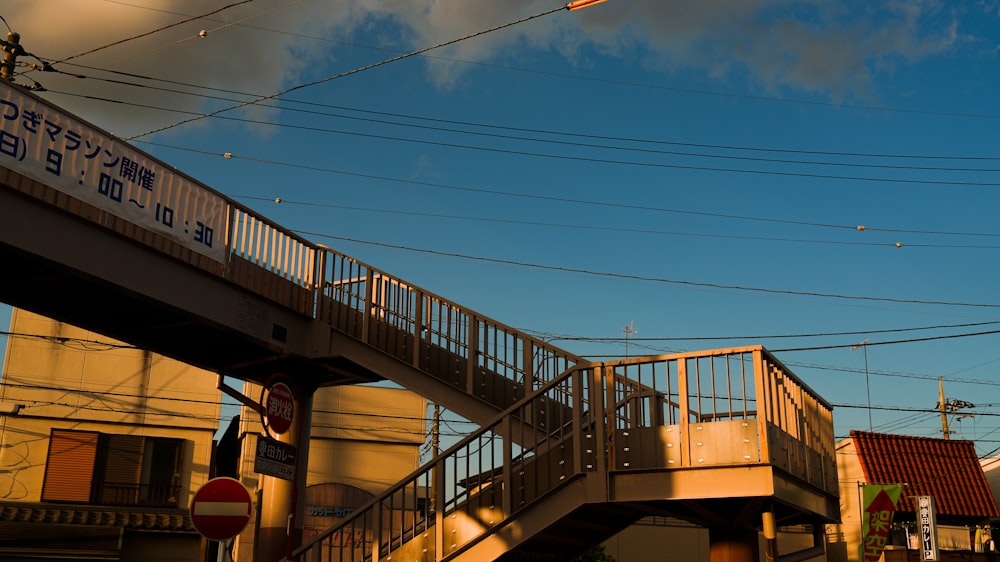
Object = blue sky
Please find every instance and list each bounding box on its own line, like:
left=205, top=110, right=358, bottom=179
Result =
left=3, top=0, right=1000, bottom=453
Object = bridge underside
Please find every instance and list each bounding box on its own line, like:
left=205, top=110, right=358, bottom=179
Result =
left=0, top=180, right=377, bottom=387
left=1, top=159, right=840, bottom=562
left=0, top=175, right=531, bottom=428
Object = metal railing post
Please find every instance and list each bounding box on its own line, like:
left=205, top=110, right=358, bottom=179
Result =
left=753, top=349, right=772, bottom=466
left=465, top=315, right=478, bottom=396
left=412, top=291, right=424, bottom=368
left=361, top=270, right=374, bottom=344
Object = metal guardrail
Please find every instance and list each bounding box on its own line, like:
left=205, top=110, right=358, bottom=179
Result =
left=313, top=250, right=582, bottom=406
left=94, top=482, right=182, bottom=508
left=2, top=145, right=581, bottom=408
left=0, top=82, right=837, bottom=561
left=605, top=347, right=836, bottom=492
left=291, top=362, right=599, bottom=562
left=289, top=346, right=835, bottom=562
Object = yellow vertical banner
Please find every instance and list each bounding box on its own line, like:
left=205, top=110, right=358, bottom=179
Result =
left=861, top=484, right=904, bottom=562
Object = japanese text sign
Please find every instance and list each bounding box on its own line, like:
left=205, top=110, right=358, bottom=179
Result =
left=861, top=484, right=903, bottom=562
left=0, top=82, right=227, bottom=262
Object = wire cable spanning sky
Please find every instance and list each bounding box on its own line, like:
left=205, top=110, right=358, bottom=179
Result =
left=2, top=0, right=1000, bottom=453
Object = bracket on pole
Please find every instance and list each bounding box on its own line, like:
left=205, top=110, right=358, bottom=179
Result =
left=217, top=375, right=263, bottom=415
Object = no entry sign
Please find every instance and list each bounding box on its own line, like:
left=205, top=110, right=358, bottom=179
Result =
left=264, top=380, right=295, bottom=435
left=190, top=477, right=253, bottom=541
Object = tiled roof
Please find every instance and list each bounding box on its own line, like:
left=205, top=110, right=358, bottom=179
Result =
left=0, top=502, right=194, bottom=531
left=851, top=430, right=1000, bottom=518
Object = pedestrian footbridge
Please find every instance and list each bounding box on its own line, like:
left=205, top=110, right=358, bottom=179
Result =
left=0, top=82, right=837, bottom=562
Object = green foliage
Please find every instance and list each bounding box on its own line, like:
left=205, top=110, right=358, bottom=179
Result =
left=574, top=545, right=616, bottom=562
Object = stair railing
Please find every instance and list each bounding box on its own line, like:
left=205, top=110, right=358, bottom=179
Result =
left=291, top=361, right=604, bottom=562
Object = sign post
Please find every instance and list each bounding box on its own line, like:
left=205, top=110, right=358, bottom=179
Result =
left=190, top=477, right=253, bottom=542
left=263, top=379, right=295, bottom=436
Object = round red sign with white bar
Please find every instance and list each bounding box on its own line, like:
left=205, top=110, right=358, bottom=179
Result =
left=190, top=477, right=253, bottom=541
left=264, top=380, right=295, bottom=435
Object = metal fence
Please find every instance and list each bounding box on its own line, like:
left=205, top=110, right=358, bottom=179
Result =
left=290, top=346, right=835, bottom=562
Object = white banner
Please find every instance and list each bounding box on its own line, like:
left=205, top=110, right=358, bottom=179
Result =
left=0, top=82, right=226, bottom=262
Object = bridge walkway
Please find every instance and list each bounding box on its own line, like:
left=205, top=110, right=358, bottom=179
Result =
left=0, top=81, right=838, bottom=562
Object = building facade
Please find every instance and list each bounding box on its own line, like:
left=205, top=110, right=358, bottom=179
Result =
left=829, top=430, right=1000, bottom=562
left=0, top=308, right=221, bottom=560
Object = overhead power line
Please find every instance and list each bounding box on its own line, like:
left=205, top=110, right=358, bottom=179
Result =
left=81, top=97, right=1000, bottom=187
left=49, top=66, right=1000, bottom=173
left=298, top=231, right=1000, bottom=310
left=175, top=148, right=997, bottom=240
left=41, top=0, right=257, bottom=67
left=228, top=195, right=1000, bottom=250
left=127, top=2, right=591, bottom=139
left=772, top=329, right=1000, bottom=352
left=53, top=4, right=1000, bottom=123
left=528, top=320, right=1000, bottom=342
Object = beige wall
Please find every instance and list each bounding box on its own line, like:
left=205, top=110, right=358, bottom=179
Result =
left=0, top=309, right=220, bottom=505
left=828, top=437, right=865, bottom=562
left=0, top=309, right=221, bottom=561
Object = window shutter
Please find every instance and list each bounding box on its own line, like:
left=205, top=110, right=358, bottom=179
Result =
left=97, top=434, right=144, bottom=505
left=41, top=429, right=98, bottom=503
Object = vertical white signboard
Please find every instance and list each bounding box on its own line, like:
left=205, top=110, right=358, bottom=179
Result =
left=918, top=495, right=939, bottom=561
left=0, top=82, right=226, bottom=262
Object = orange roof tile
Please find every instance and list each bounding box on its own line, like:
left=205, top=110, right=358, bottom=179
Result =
left=851, top=430, right=1000, bottom=518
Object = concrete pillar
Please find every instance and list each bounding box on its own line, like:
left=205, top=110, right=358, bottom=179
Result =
left=255, top=379, right=316, bottom=562
left=710, top=527, right=760, bottom=562
left=762, top=511, right=779, bottom=562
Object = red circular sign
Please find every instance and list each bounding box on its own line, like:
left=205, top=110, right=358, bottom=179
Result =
left=190, top=477, right=253, bottom=541
left=265, top=381, right=295, bottom=435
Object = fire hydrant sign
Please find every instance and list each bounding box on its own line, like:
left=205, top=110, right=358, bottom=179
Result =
left=254, top=433, right=297, bottom=481
left=265, top=380, right=295, bottom=435
left=190, top=477, right=253, bottom=541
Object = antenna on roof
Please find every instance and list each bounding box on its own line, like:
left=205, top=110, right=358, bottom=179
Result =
left=623, top=320, right=637, bottom=359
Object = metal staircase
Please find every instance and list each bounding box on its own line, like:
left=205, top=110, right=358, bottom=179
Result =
left=290, top=346, right=838, bottom=562
left=0, top=83, right=840, bottom=560
left=1, top=160, right=840, bottom=561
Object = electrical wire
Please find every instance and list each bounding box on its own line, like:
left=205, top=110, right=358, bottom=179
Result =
left=143, top=142, right=1000, bottom=238
left=127, top=3, right=573, bottom=140
left=49, top=68, right=1000, bottom=175
left=57, top=93, right=1000, bottom=187
left=56, top=69, right=1000, bottom=173
left=228, top=195, right=1000, bottom=250
left=38, top=0, right=257, bottom=67
left=235, top=197, right=1000, bottom=250
left=772, top=329, right=1000, bottom=352
left=0, top=329, right=138, bottom=350
left=524, top=320, right=1000, bottom=342
left=48, top=5, right=1000, bottom=124
left=38, top=78, right=1000, bottom=235
left=295, top=230, right=1000, bottom=310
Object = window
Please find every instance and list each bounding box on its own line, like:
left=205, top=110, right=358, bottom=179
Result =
left=41, top=429, right=185, bottom=507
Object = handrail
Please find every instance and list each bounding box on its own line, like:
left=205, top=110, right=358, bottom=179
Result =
left=291, top=361, right=600, bottom=562
left=0, top=82, right=838, bottom=562
left=312, top=245, right=584, bottom=405
left=290, top=347, right=837, bottom=562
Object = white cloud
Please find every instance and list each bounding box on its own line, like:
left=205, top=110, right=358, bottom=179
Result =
left=3, top=0, right=974, bottom=135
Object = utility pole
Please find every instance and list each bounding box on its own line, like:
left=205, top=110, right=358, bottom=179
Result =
left=939, top=378, right=951, bottom=439
left=1, top=32, right=21, bottom=81
left=429, top=403, right=440, bottom=515
left=937, top=377, right=974, bottom=440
